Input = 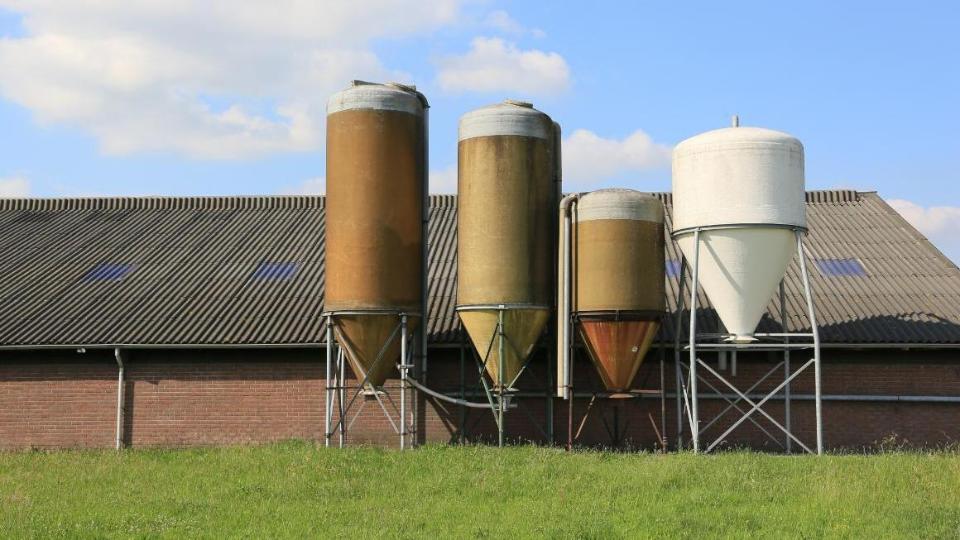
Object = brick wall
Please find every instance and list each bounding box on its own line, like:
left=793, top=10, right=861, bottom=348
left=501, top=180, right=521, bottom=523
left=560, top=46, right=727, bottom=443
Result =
left=2, top=347, right=959, bottom=451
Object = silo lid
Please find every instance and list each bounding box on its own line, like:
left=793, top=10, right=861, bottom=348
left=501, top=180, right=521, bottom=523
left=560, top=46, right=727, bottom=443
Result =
left=675, top=126, right=801, bottom=154
left=577, top=189, right=664, bottom=223
left=458, top=101, right=552, bottom=141
left=328, top=80, right=428, bottom=114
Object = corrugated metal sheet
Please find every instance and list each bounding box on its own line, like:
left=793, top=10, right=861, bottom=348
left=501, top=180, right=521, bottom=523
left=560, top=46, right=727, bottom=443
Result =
left=0, top=190, right=957, bottom=347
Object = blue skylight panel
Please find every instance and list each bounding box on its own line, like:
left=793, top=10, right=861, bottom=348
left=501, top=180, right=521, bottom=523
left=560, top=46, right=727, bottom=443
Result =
left=83, top=263, right=135, bottom=282
left=666, top=259, right=682, bottom=278
left=253, top=262, right=298, bottom=280
left=815, top=258, right=866, bottom=277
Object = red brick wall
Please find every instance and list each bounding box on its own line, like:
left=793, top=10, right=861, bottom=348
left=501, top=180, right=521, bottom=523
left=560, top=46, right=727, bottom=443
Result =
left=0, top=351, right=116, bottom=449
left=2, top=347, right=959, bottom=451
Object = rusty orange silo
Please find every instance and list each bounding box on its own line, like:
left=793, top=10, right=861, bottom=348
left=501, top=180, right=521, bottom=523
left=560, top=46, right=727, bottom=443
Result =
left=561, top=189, right=665, bottom=395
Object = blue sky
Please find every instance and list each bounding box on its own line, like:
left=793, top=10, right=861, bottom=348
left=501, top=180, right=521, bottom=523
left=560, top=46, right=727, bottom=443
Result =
left=0, top=1, right=958, bottom=261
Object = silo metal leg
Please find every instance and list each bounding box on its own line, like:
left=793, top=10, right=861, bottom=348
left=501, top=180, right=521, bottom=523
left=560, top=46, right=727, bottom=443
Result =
left=338, top=347, right=346, bottom=448
left=459, top=326, right=466, bottom=443
left=400, top=313, right=408, bottom=450
left=780, top=281, right=792, bottom=453
left=796, top=233, right=823, bottom=455
left=546, top=341, right=554, bottom=445
left=497, top=308, right=506, bottom=448
left=325, top=315, right=333, bottom=448
left=688, top=229, right=702, bottom=453
left=674, top=259, right=687, bottom=450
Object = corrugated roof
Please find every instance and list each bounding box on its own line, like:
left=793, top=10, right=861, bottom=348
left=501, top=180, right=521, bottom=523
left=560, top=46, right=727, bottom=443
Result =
left=0, top=190, right=957, bottom=348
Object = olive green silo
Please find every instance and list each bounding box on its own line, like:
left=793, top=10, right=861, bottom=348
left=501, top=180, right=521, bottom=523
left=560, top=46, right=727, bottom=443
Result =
left=325, top=81, right=427, bottom=387
left=456, top=101, right=557, bottom=388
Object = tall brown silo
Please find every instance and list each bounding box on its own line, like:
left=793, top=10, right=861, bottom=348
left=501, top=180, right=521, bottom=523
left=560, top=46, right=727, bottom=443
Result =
left=573, top=190, right=665, bottom=395
left=325, top=81, right=427, bottom=387
left=457, top=100, right=558, bottom=390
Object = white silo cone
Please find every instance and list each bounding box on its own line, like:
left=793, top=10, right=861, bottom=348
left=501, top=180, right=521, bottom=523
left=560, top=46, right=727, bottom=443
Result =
left=672, top=125, right=805, bottom=342
left=676, top=229, right=795, bottom=342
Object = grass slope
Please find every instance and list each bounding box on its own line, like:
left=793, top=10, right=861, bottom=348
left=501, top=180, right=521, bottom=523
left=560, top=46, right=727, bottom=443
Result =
left=1, top=442, right=959, bottom=538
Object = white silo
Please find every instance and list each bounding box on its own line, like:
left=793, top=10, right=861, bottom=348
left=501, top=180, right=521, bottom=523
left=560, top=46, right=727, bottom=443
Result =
left=670, top=119, right=823, bottom=456
left=672, top=124, right=805, bottom=342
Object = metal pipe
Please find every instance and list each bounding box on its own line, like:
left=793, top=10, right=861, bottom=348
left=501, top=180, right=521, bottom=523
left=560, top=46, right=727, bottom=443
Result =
left=664, top=392, right=960, bottom=403
left=689, top=229, right=701, bottom=452
left=417, top=388, right=960, bottom=403
left=548, top=121, right=561, bottom=444
left=114, top=348, right=125, bottom=450
left=558, top=193, right=578, bottom=449
left=557, top=193, right=579, bottom=399
left=406, top=376, right=495, bottom=408
left=418, top=103, right=429, bottom=447
left=797, top=232, right=823, bottom=454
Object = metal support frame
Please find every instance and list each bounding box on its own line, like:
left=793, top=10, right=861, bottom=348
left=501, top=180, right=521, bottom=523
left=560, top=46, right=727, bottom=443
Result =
left=323, top=310, right=418, bottom=449
left=673, top=226, right=823, bottom=454
left=456, top=303, right=553, bottom=448
left=564, top=313, right=670, bottom=451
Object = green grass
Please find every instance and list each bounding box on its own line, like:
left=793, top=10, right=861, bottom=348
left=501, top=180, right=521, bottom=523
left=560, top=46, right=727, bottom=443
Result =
left=1, top=442, right=959, bottom=538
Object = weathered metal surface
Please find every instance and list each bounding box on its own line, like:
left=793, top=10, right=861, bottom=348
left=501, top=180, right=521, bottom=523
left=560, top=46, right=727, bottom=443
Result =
left=325, top=96, right=424, bottom=312
left=574, top=219, right=664, bottom=312
left=456, top=102, right=557, bottom=385
left=573, top=190, right=665, bottom=391
left=334, top=314, right=413, bottom=387
left=325, top=82, right=425, bottom=384
left=458, top=308, right=550, bottom=387
left=578, top=319, right=660, bottom=392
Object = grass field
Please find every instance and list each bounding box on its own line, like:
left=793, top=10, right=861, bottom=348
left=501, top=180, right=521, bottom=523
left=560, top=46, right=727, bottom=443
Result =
left=1, top=442, right=959, bottom=538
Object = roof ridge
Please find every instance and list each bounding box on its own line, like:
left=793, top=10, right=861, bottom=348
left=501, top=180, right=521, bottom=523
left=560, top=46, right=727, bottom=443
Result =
left=0, top=195, right=327, bottom=212
left=0, top=194, right=466, bottom=212
left=805, top=189, right=861, bottom=203
left=0, top=190, right=867, bottom=213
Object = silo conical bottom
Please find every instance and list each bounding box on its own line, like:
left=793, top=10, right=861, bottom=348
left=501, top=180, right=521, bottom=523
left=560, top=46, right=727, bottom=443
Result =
left=677, top=228, right=796, bottom=340
left=334, top=314, right=419, bottom=388
left=578, top=319, right=659, bottom=393
left=459, top=308, right=550, bottom=389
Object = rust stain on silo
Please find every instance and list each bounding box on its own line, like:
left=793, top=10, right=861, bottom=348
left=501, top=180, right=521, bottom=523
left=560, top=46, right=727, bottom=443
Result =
left=573, top=191, right=665, bottom=393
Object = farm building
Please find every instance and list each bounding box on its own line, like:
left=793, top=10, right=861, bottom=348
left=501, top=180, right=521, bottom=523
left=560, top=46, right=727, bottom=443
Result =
left=1, top=189, right=959, bottom=451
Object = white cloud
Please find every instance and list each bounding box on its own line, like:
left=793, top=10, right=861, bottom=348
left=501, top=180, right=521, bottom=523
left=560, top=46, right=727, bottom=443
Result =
left=430, top=165, right=458, bottom=193
left=0, top=1, right=460, bottom=158
left=561, top=129, right=672, bottom=187
left=437, top=37, right=570, bottom=95
left=888, top=199, right=960, bottom=263
left=0, top=176, right=30, bottom=197
left=483, top=10, right=545, bottom=38
left=281, top=177, right=325, bottom=195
